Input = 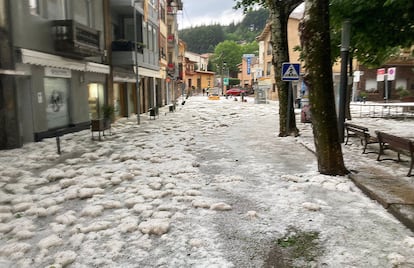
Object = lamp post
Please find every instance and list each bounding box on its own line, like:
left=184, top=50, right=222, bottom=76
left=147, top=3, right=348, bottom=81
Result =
left=133, top=0, right=141, bottom=125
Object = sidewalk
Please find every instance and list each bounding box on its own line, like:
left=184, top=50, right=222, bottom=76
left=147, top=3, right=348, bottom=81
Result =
left=297, top=118, right=414, bottom=233
left=349, top=169, right=414, bottom=232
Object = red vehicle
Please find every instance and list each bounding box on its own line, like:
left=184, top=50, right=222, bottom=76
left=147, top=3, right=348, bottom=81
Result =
left=226, top=88, right=247, bottom=96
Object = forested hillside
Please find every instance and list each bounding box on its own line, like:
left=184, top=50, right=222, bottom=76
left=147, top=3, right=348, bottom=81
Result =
left=179, top=8, right=269, bottom=54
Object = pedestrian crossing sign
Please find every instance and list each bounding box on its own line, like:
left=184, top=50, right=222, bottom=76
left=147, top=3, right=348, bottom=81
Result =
left=282, top=63, right=300, bottom=81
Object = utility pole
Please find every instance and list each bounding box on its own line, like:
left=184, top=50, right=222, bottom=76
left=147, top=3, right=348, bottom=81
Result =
left=338, top=20, right=351, bottom=143
left=133, top=0, right=140, bottom=124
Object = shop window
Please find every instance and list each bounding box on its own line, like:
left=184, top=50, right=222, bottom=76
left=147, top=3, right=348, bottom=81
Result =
left=44, top=77, right=70, bottom=129
left=88, top=83, right=104, bottom=119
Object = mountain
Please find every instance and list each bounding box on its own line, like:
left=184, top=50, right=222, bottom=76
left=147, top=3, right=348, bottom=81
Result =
left=179, top=8, right=269, bottom=54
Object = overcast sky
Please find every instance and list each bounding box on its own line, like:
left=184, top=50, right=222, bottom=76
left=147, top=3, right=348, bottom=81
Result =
left=178, top=0, right=304, bottom=29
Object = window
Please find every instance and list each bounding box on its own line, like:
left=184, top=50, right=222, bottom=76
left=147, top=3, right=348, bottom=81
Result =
left=267, top=42, right=272, bottom=55
left=47, top=0, right=66, bottom=20
left=266, top=61, right=272, bottom=76
left=29, top=0, right=40, bottom=16
left=73, top=0, right=91, bottom=26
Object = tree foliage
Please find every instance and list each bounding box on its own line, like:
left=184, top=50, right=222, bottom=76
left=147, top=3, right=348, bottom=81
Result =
left=179, top=24, right=225, bottom=53
left=330, top=0, right=414, bottom=67
left=179, top=8, right=268, bottom=54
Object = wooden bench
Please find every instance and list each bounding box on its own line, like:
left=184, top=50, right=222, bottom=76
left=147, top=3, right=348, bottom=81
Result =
left=344, top=122, right=378, bottom=154
left=375, top=131, right=414, bottom=176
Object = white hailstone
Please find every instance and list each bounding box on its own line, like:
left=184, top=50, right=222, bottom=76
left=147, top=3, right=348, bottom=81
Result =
left=185, top=190, right=202, bottom=196
left=64, top=187, right=79, bottom=200
left=110, top=177, right=123, bottom=185
left=191, top=199, right=211, bottom=209
left=149, top=182, right=162, bottom=190
left=78, top=188, right=104, bottom=199
left=80, top=221, right=112, bottom=233
left=14, top=229, right=35, bottom=240
left=41, top=168, right=66, bottom=182
left=125, top=196, right=145, bottom=208
left=100, top=200, right=122, bottom=209
left=119, top=216, right=139, bottom=233
left=336, top=182, right=353, bottom=192
left=55, top=211, right=77, bottom=225
left=302, top=202, right=321, bottom=211
left=164, top=183, right=176, bottom=189
left=138, top=219, right=170, bottom=235
left=152, top=211, right=172, bottom=219
left=20, top=176, right=48, bottom=186
left=12, top=202, right=32, bottom=213
left=54, top=250, right=77, bottom=266
left=38, top=198, right=57, bottom=208
left=45, top=205, right=62, bottom=216
left=25, top=207, right=47, bottom=217
left=188, top=239, right=203, bottom=248
left=0, top=212, right=13, bottom=222
left=81, top=152, right=99, bottom=160
left=0, top=206, right=11, bottom=213
left=387, top=253, right=406, bottom=266
left=10, top=195, right=33, bottom=205
left=132, top=203, right=153, bottom=214
left=0, top=223, right=13, bottom=234
left=246, top=210, right=258, bottom=220
left=69, top=233, right=85, bottom=248
left=120, top=173, right=134, bottom=181
left=38, top=234, right=63, bottom=250
left=50, top=222, right=66, bottom=233
left=0, top=242, right=31, bottom=257
left=403, top=236, right=414, bottom=248
left=5, top=183, right=29, bottom=194
left=34, top=185, right=61, bottom=195
left=210, top=202, right=232, bottom=211
left=80, top=205, right=104, bottom=217
left=140, top=210, right=153, bottom=219
left=110, top=153, right=120, bottom=161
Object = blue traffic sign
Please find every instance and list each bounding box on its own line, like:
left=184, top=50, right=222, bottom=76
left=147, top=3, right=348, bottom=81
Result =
left=282, top=63, right=300, bottom=81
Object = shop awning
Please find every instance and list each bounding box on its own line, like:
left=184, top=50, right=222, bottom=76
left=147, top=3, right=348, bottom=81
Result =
left=20, top=48, right=110, bottom=74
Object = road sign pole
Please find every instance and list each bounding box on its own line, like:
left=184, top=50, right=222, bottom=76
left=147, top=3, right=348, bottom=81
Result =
left=286, top=81, right=292, bottom=132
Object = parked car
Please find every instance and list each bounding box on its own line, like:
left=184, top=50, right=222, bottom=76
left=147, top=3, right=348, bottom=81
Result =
left=226, top=88, right=247, bottom=96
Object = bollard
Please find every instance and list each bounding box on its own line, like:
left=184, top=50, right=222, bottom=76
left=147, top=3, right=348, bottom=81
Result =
left=56, top=135, right=61, bottom=155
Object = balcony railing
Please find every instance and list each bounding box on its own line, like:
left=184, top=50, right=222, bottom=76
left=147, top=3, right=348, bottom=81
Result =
left=111, top=40, right=144, bottom=54
left=51, top=20, right=102, bottom=58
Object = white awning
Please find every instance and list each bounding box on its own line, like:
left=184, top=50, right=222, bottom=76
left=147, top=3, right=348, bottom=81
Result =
left=20, top=48, right=110, bottom=74
left=136, top=66, right=162, bottom=78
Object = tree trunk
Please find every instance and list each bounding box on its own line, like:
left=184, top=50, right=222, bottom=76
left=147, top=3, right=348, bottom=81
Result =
left=300, top=0, right=348, bottom=175
left=266, top=0, right=302, bottom=137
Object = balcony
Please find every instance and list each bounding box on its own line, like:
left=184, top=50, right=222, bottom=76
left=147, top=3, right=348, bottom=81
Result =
left=112, top=40, right=144, bottom=53
left=111, top=40, right=145, bottom=66
left=51, top=20, right=102, bottom=59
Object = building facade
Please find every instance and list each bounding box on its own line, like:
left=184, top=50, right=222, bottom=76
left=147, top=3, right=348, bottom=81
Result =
left=0, top=0, right=109, bottom=148
left=0, top=0, right=185, bottom=149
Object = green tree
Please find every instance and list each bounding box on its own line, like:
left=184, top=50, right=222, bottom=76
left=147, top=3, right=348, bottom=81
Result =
left=301, top=0, right=347, bottom=175
left=330, top=0, right=414, bottom=67
left=212, top=40, right=243, bottom=75
left=179, top=25, right=225, bottom=54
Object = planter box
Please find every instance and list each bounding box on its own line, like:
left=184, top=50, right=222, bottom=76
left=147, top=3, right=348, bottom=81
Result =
left=91, top=119, right=111, bottom=140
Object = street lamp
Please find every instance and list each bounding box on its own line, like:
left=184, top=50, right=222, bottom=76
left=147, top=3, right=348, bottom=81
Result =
left=133, top=0, right=141, bottom=124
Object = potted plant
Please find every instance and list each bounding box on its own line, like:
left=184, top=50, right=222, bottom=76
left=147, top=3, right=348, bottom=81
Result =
left=397, top=86, right=410, bottom=100
left=101, top=104, right=115, bottom=129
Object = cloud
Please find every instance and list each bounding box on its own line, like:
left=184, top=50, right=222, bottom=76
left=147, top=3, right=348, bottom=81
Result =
left=179, top=0, right=245, bottom=29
